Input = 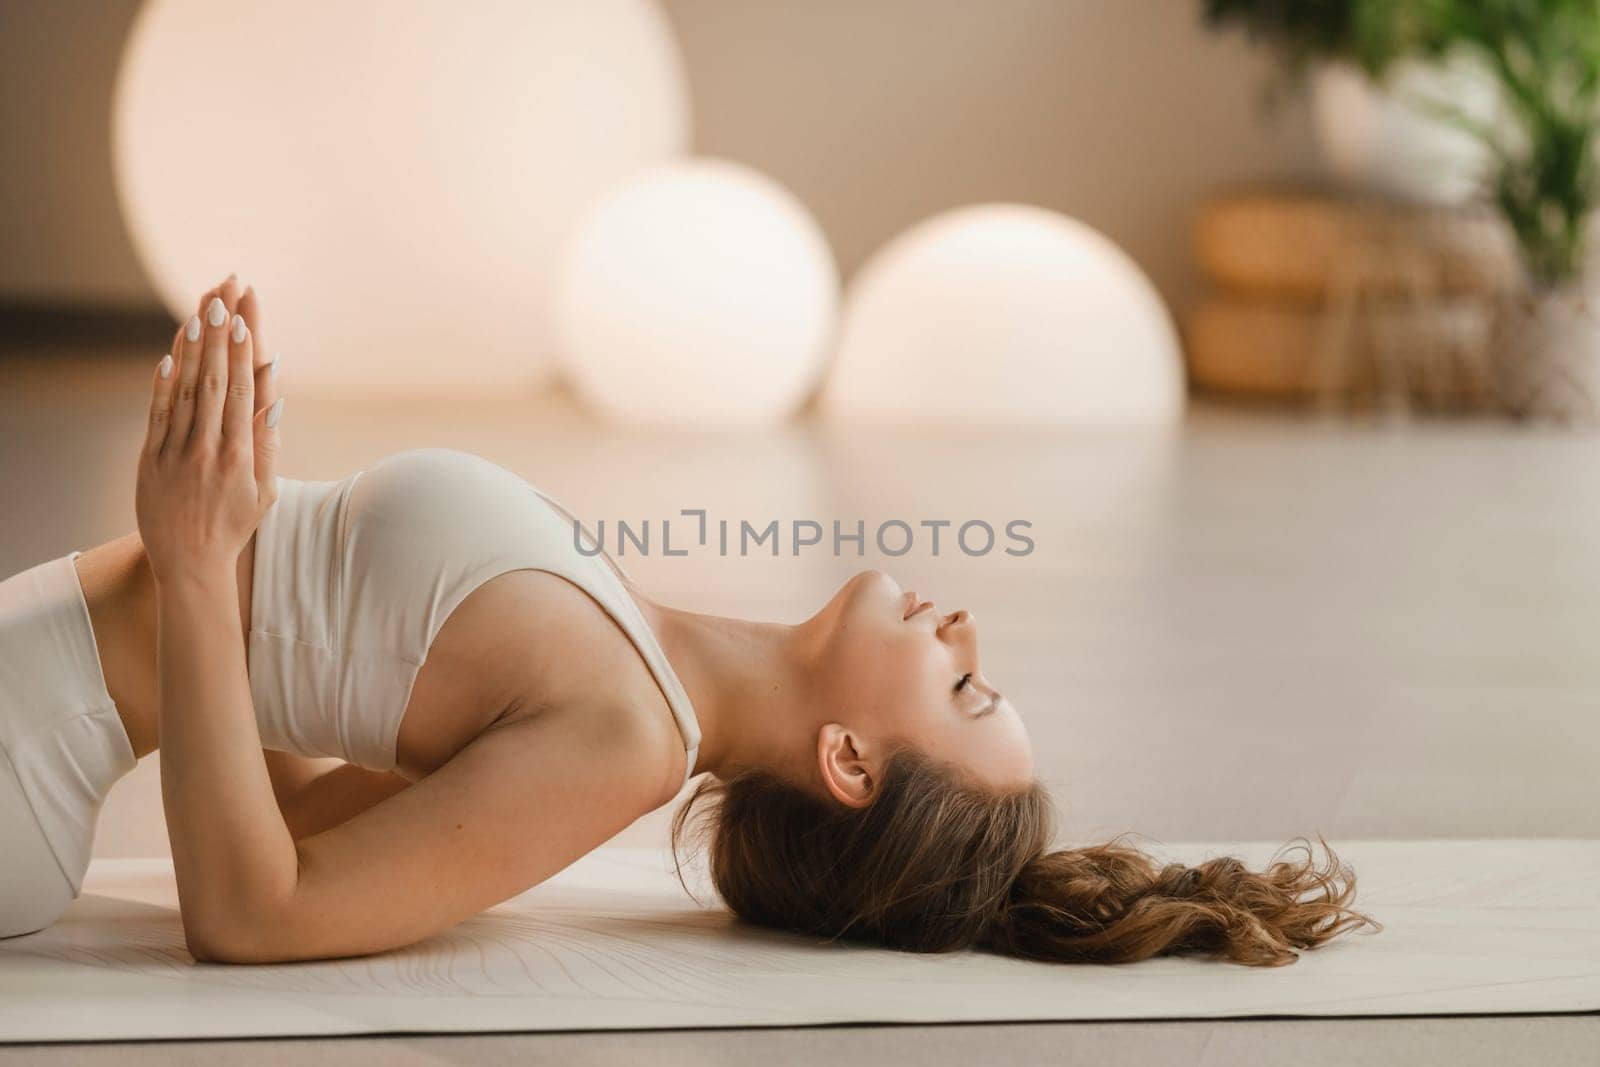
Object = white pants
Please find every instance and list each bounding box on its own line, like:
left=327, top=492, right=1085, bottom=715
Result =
left=0, top=552, right=137, bottom=938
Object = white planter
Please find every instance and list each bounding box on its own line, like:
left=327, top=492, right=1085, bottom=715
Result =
left=1311, top=57, right=1497, bottom=205
left=1493, top=282, right=1600, bottom=423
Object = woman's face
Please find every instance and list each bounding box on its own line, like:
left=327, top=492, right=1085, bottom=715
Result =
left=801, top=570, right=1033, bottom=794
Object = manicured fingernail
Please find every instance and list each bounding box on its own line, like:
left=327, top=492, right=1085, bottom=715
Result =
left=185, top=315, right=201, bottom=341
left=266, top=397, right=284, bottom=429
left=269, top=352, right=280, bottom=380
left=158, top=354, right=173, bottom=379
left=207, top=297, right=226, bottom=327
left=231, top=314, right=247, bottom=343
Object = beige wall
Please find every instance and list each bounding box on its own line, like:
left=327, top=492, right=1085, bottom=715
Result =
left=0, top=0, right=1317, bottom=312
left=0, top=0, right=151, bottom=307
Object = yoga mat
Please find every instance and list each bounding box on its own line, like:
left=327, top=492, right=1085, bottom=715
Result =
left=1, top=839, right=1595, bottom=1042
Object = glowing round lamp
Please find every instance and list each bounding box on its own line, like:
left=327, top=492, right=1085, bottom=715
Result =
left=819, top=205, right=1184, bottom=424
left=113, top=0, right=689, bottom=395
left=554, top=159, right=838, bottom=427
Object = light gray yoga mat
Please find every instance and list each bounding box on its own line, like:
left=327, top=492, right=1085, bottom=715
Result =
left=1, top=839, right=1595, bottom=1042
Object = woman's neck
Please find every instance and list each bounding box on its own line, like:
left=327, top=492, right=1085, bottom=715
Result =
left=634, top=596, right=812, bottom=782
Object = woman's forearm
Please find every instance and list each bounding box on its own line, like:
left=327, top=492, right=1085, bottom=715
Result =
left=156, top=565, right=299, bottom=954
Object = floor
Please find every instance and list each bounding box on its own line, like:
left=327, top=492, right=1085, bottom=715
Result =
left=4, top=1017, right=1599, bottom=1067
left=1, top=339, right=1596, bottom=1062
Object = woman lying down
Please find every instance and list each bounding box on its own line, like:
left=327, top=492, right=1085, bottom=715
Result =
left=0, top=276, right=1375, bottom=965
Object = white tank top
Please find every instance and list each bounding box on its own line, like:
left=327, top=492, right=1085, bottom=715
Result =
left=246, top=447, right=702, bottom=784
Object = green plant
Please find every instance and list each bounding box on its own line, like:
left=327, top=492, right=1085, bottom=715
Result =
left=1397, top=0, right=1600, bottom=288
left=1206, top=0, right=1600, bottom=289
left=1201, top=0, right=1408, bottom=76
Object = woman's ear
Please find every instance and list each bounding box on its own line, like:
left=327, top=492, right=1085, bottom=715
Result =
left=816, top=723, right=876, bottom=808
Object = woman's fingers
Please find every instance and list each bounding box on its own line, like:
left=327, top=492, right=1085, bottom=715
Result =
left=191, top=273, right=239, bottom=321
left=219, top=273, right=242, bottom=314
left=222, top=311, right=255, bottom=444
left=238, top=285, right=276, bottom=399
left=142, top=352, right=177, bottom=458
left=251, top=336, right=280, bottom=495
left=194, top=284, right=219, bottom=319
left=238, top=285, right=281, bottom=501
left=169, top=309, right=206, bottom=446
left=193, top=295, right=232, bottom=443
left=148, top=319, right=185, bottom=455
left=253, top=395, right=283, bottom=514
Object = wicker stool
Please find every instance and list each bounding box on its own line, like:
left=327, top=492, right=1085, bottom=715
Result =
left=1187, top=190, right=1519, bottom=413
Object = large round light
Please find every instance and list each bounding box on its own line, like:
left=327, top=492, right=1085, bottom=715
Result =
left=820, top=205, right=1184, bottom=424
left=554, top=159, right=838, bottom=427
left=113, top=0, right=689, bottom=394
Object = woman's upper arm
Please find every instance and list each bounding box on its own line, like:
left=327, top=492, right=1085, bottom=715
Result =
left=263, top=749, right=413, bottom=840
left=263, top=749, right=336, bottom=807
left=224, top=707, right=670, bottom=962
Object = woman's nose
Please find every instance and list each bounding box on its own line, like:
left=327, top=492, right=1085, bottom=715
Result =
left=939, top=609, right=976, bottom=644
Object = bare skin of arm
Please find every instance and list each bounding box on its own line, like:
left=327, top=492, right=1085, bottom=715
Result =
left=139, top=285, right=299, bottom=952
left=75, top=529, right=411, bottom=841
left=83, top=279, right=407, bottom=850
left=263, top=751, right=412, bottom=841
left=135, top=278, right=683, bottom=963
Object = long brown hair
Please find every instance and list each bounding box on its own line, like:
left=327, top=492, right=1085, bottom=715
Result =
left=671, top=749, right=1377, bottom=965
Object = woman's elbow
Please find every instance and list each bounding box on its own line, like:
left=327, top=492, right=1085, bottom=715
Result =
left=180, top=867, right=308, bottom=963
left=183, top=906, right=305, bottom=964
left=183, top=912, right=400, bottom=964
left=184, top=932, right=241, bottom=964
left=185, top=922, right=281, bottom=964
